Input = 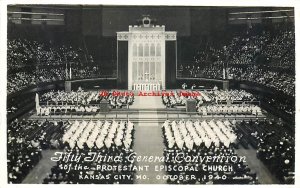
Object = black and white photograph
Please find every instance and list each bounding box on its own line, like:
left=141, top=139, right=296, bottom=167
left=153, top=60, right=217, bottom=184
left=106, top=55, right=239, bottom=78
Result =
left=1, top=1, right=299, bottom=186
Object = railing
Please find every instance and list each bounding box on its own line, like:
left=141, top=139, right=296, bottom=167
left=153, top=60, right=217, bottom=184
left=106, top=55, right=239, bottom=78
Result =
left=30, top=108, right=264, bottom=122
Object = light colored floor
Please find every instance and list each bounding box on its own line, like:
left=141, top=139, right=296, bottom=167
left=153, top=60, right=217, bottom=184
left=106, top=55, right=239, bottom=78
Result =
left=131, top=96, right=166, bottom=109
left=133, top=126, right=166, bottom=183
left=132, top=95, right=166, bottom=182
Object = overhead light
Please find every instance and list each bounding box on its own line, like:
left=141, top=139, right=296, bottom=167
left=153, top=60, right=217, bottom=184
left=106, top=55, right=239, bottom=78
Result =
left=229, top=9, right=293, bottom=15
left=7, top=11, right=64, bottom=16
left=8, top=17, right=64, bottom=21
left=229, top=16, right=294, bottom=21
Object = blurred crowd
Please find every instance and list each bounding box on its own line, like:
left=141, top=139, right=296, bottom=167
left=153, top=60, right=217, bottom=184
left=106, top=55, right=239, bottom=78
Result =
left=7, top=119, right=67, bottom=183
left=179, top=28, right=295, bottom=97
left=228, top=66, right=294, bottom=97
left=7, top=39, right=100, bottom=95
left=236, top=119, right=294, bottom=183
left=8, top=39, right=81, bottom=69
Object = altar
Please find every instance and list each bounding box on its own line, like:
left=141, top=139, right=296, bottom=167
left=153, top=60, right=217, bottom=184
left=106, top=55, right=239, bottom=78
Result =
left=133, top=82, right=160, bottom=91
left=117, top=15, right=177, bottom=91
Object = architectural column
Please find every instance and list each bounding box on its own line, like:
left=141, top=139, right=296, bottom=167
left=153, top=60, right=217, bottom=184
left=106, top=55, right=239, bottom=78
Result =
left=161, top=35, right=166, bottom=90
left=128, top=35, right=133, bottom=90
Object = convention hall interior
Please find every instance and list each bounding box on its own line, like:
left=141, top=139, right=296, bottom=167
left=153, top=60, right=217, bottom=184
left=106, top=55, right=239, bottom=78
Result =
left=7, top=5, right=295, bottom=184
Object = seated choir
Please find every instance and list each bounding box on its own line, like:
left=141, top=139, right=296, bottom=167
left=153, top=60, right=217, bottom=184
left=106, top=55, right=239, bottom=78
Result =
left=43, top=120, right=135, bottom=184
left=162, top=119, right=237, bottom=149
left=62, top=120, right=134, bottom=150
left=37, top=90, right=134, bottom=115
left=161, top=119, right=257, bottom=184
left=162, top=89, right=257, bottom=108
left=201, top=89, right=256, bottom=103
left=162, top=92, right=187, bottom=107
left=197, top=104, right=262, bottom=116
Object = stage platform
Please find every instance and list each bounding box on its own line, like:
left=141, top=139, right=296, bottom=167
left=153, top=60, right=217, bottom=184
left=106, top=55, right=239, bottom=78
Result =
left=130, top=95, right=166, bottom=109
left=28, top=95, right=266, bottom=124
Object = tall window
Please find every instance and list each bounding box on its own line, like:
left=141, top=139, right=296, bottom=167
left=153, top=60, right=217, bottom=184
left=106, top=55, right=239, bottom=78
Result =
left=150, top=43, right=155, bottom=56
left=156, top=44, right=161, bottom=56
left=138, top=44, right=143, bottom=56
left=144, top=44, right=149, bottom=56
left=133, top=44, right=137, bottom=57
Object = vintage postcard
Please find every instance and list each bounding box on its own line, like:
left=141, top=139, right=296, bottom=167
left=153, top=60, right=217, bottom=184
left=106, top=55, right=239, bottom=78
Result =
left=1, top=0, right=299, bottom=187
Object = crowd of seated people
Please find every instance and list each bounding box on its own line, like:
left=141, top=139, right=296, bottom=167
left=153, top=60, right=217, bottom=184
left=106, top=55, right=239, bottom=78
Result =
left=7, top=38, right=98, bottom=95
left=7, top=68, right=67, bottom=95
left=162, top=91, right=190, bottom=107
left=37, top=90, right=134, bottom=115
left=262, top=96, right=295, bottom=118
left=71, top=65, right=103, bottom=79
left=36, top=68, right=66, bottom=83
left=8, top=138, right=42, bottom=183
left=178, top=27, right=295, bottom=97
left=181, top=64, right=224, bottom=79
left=199, top=89, right=256, bottom=103
left=228, top=66, right=294, bottom=97
left=162, top=119, right=238, bottom=149
left=7, top=119, right=67, bottom=183
left=180, top=64, right=294, bottom=97
left=43, top=120, right=135, bottom=184
left=161, top=119, right=257, bottom=184
left=263, top=30, right=295, bottom=67
left=224, top=31, right=270, bottom=66
left=8, top=119, right=67, bottom=150
left=62, top=120, right=134, bottom=150
left=7, top=72, right=36, bottom=94
left=197, top=104, right=262, bottom=116
left=235, top=119, right=294, bottom=184
left=8, top=39, right=83, bottom=69
left=162, top=89, right=257, bottom=109
left=183, top=67, right=294, bottom=98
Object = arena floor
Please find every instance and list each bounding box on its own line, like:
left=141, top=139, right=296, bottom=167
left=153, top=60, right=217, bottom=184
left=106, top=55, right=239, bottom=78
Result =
left=22, top=95, right=278, bottom=184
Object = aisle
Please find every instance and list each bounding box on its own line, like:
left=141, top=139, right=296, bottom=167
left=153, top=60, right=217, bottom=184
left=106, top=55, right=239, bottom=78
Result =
left=22, top=150, right=62, bottom=184
left=133, top=125, right=166, bottom=184
left=236, top=146, right=279, bottom=184
left=132, top=96, right=167, bottom=183
left=131, top=95, right=166, bottom=109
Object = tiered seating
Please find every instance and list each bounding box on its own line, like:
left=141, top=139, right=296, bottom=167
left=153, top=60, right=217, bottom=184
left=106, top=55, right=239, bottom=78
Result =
left=7, top=38, right=95, bottom=95
left=235, top=119, right=295, bottom=183
left=263, top=96, right=295, bottom=118
left=228, top=66, right=295, bottom=97
left=178, top=28, right=295, bottom=97
left=7, top=119, right=66, bottom=183
left=161, top=119, right=257, bottom=184
left=8, top=120, right=67, bottom=149
left=7, top=140, right=42, bottom=183
left=43, top=120, right=135, bottom=184
left=263, top=30, right=295, bottom=67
